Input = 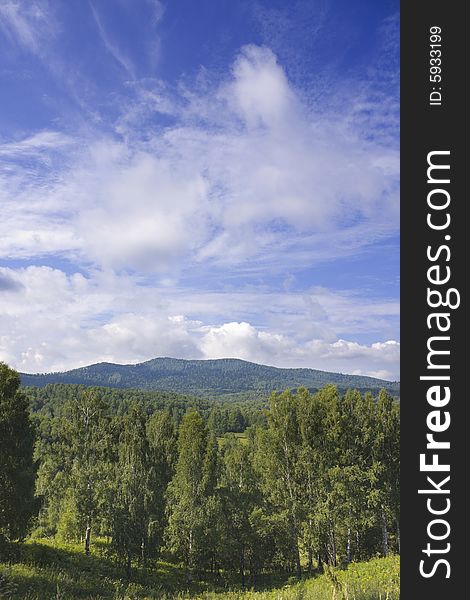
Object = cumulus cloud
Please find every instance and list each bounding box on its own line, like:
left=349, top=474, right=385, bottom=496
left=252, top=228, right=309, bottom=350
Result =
left=199, top=321, right=289, bottom=365
left=71, top=147, right=211, bottom=271
left=0, top=266, right=399, bottom=379
left=0, top=270, right=23, bottom=292
left=223, top=45, right=297, bottom=129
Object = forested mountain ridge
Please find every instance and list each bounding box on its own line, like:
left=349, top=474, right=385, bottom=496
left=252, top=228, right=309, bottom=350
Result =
left=20, top=357, right=399, bottom=398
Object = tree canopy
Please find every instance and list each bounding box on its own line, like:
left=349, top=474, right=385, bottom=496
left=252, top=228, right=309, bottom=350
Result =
left=0, top=363, right=36, bottom=543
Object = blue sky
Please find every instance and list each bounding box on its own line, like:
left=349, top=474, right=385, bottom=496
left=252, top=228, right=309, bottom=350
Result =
left=0, top=0, right=399, bottom=379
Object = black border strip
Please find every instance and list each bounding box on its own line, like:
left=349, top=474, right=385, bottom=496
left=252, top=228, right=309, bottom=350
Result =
left=401, top=3, right=465, bottom=597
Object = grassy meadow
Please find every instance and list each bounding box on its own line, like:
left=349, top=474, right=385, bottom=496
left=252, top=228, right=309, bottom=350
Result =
left=0, top=540, right=398, bottom=600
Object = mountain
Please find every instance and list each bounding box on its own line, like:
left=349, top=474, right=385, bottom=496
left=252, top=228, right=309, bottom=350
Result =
left=20, top=357, right=399, bottom=400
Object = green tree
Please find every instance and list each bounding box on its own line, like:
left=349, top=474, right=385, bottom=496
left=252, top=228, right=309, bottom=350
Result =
left=255, top=390, right=304, bottom=576
left=0, top=363, right=37, bottom=542
left=373, top=390, right=400, bottom=555
left=326, top=389, right=378, bottom=563
left=58, top=390, right=112, bottom=554
left=165, top=411, right=209, bottom=579
left=146, top=410, right=178, bottom=553
left=296, top=385, right=334, bottom=571
left=110, top=403, right=157, bottom=575
left=219, top=434, right=262, bottom=586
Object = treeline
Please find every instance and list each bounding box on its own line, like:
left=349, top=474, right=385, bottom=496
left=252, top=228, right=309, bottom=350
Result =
left=24, top=383, right=267, bottom=433
left=1, top=362, right=399, bottom=588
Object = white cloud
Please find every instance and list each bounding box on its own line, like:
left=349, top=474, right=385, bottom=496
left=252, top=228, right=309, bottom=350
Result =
left=199, top=321, right=290, bottom=365
left=89, top=2, right=135, bottom=78
left=0, top=131, right=71, bottom=157
left=0, top=266, right=399, bottom=379
left=0, top=0, right=56, bottom=55
left=1, top=45, right=398, bottom=274
left=306, top=338, right=399, bottom=363
left=352, top=368, right=396, bottom=381
left=223, top=45, right=297, bottom=129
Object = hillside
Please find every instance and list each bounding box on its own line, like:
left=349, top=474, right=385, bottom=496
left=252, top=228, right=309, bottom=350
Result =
left=20, top=357, right=399, bottom=399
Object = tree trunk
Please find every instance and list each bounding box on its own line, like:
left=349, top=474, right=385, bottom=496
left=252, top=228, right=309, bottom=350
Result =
left=346, top=526, right=351, bottom=563
left=84, top=517, right=91, bottom=556
left=381, top=510, right=388, bottom=557
left=249, top=556, right=255, bottom=587
left=308, top=547, right=313, bottom=572
left=317, top=552, right=323, bottom=573
left=396, top=518, right=400, bottom=554
left=330, top=525, right=337, bottom=567
left=294, top=539, right=301, bottom=577
left=141, top=537, right=146, bottom=567
left=187, top=529, right=193, bottom=582
left=240, top=549, right=245, bottom=588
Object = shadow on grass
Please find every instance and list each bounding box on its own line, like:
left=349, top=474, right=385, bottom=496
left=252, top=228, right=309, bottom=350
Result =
left=1, top=540, right=191, bottom=599
left=1, top=540, right=335, bottom=600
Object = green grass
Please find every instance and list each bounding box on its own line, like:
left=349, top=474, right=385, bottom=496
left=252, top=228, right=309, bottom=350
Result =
left=0, top=540, right=399, bottom=600
left=0, top=539, right=185, bottom=599
left=163, top=557, right=400, bottom=600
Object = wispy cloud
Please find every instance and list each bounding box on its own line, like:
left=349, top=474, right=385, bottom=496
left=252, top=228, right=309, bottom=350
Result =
left=147, top=0, right=165, bottom=25
left=89, top=2, right=136, bottom=78
left=0, top=130, right=72, bottom=157
left=0, top=0, right=56, bottom=55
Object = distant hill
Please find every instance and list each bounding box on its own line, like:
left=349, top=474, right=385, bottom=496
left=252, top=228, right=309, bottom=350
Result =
left=20, top=357, right=400, bottom=400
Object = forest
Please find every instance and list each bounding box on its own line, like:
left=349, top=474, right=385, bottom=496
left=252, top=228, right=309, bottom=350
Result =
left=0, top=361, right=400, bottom=599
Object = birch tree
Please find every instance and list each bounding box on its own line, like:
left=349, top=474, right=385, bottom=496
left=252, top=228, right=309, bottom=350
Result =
left=59, top=390, right=112, bottom=555
left=165, top=411, right=209, bottom=578
left=110, top=403, right=157, bottom=575
left=255, top=390, right=304, bottom=576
